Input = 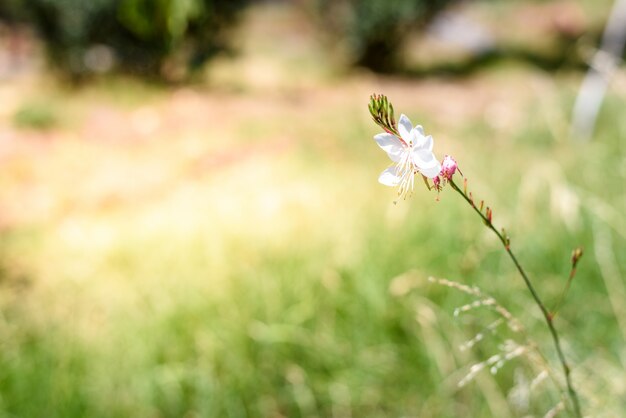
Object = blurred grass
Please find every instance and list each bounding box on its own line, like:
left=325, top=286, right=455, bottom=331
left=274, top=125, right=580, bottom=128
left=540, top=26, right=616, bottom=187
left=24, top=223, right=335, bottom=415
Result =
left=1, top=3, right=626, bottom=417
left=12, top=99, right=60, bottom=130
left=1, top=68, right=625, bottom=417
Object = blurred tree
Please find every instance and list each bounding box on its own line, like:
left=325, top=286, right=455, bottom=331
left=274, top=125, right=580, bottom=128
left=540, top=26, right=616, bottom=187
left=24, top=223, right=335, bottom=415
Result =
left=2, top=0, right=249, bottom=81
left=313, top=0, right=455, bottom=72
left=0, top=0, right=27, bottom=21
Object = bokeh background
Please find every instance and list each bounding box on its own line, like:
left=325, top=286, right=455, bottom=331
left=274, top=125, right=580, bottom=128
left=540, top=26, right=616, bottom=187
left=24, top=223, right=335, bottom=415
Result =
left=0, top=0, right=625, bottom=416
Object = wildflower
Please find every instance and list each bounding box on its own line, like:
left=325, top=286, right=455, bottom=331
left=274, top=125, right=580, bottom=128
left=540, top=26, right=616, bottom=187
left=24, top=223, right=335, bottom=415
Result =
left=374, top=114, right=441, bottom=198
left=433, top=176, right=441, bottom=191
left=440, top=155, right=458, bottom=180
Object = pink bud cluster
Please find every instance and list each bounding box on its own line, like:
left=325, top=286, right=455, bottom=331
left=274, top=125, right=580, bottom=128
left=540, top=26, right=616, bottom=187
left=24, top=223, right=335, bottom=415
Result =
left=432, top=155, right=459, bottom=192
left=441, top=155, right=458, bottom=180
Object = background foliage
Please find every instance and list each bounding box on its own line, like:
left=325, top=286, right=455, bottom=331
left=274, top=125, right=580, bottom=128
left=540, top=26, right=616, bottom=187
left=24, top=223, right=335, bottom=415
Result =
left=1, top=0, right=249, bottom=79
left=313, top=0, right=456, bottom=72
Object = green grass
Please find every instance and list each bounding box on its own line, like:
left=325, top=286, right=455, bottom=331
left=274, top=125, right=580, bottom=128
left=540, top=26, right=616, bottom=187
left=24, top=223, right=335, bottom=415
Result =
left=12, top=99, right=61, bottom=130
left=0, top=69, right=625, bottom=418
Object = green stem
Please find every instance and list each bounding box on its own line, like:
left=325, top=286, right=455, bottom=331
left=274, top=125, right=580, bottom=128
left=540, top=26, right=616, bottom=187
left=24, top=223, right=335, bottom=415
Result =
left=448, top=178, right=582, bottom=418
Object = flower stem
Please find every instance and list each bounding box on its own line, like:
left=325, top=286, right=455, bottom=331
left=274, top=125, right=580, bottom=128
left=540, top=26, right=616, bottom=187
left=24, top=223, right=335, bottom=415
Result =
left=448, top=178, right=582, bottom=418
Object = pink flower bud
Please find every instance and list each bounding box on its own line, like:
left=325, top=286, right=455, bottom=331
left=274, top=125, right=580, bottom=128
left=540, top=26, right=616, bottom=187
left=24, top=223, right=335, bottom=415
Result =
left=440, top=155, right=458, bottom=180
left=433, top=176, right=441, bottom=189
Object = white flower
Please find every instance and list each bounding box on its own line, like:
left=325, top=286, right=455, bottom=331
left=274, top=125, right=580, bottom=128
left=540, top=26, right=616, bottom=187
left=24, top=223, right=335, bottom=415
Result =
left=374, top=114, right=441, bottom=198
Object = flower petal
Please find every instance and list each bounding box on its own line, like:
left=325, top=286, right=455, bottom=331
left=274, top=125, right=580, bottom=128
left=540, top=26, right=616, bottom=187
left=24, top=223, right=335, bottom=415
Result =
left=412, top=148, right=441, bottom=178
left=419, top=162, right=442, bottom=178
left=409, top=129, right=421, bottom=147
left=423, top=135, right=433, bottom=151
left=398, top=114, right=413, bottom=143
left=413, top=134, right=432, bottom=151
left=412, top=148, right=438, bottom=166
left=374, top=133, right=405, bottom=162
left=378, top=166, right=401, bottom=186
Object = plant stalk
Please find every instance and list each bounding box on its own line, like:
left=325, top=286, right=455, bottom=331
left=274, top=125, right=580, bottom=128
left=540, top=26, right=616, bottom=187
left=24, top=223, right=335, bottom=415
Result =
left=448, top=178, right=582, bottom=418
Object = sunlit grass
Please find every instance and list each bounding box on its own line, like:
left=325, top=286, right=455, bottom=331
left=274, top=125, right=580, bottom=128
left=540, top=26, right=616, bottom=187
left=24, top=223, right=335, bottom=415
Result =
left=1, top=62, right=625, bottom=417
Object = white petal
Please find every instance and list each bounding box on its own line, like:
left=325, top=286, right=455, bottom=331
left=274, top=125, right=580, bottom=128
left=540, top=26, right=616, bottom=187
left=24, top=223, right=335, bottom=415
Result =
left=409, top=129, right=421, bottom=147
left=423, top=135, right=433, bottom=151
left=412, top=148, right=438, bottom=166
left=398, top=114, right=413, bottom=143
left=378, top=166, right=401, bottom=186
left=420, top=162, right=442, bottom=178
left=414, top=125, right=425, bottom=135
left=413, top=134, right=433, bottom=151
left=374, top=133, right=405, bottom=162
left=412, top=148, right=441, bottom=179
